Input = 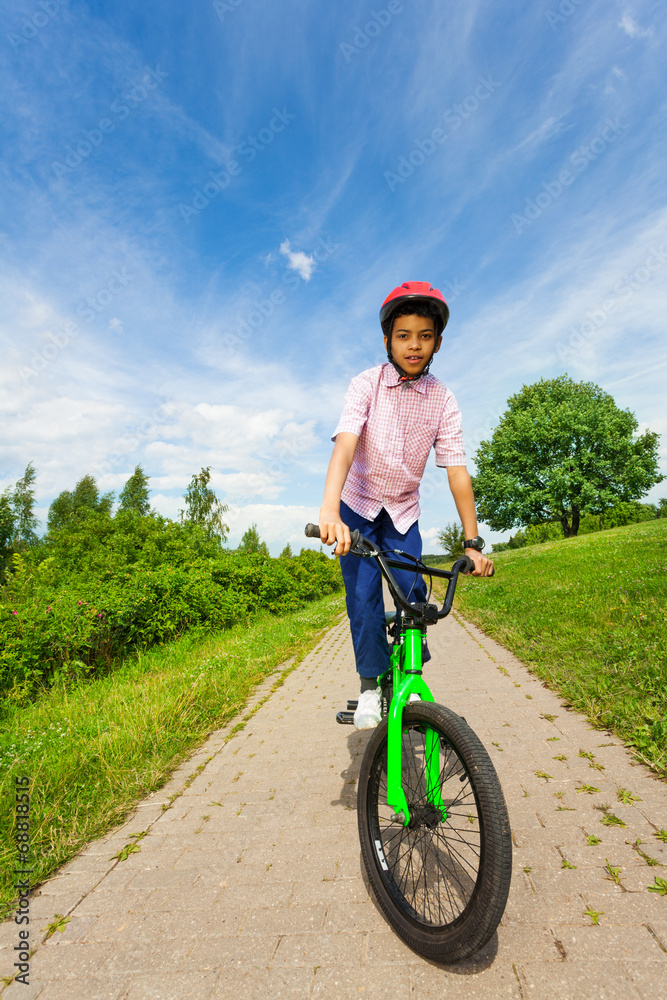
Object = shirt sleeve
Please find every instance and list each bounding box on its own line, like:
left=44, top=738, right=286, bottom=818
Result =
left=332, top=372, right=372, bottom=440
left=434, top=390, right=466, bottom=467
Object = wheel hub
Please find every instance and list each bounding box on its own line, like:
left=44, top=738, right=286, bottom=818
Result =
left=407, top=804, right=441, bottom=829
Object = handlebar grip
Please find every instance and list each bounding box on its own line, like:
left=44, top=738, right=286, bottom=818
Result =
left=459, top=554, right=495, bottom=577
left=304, top=524, right=362, bottom=549
left=460, top=555, right=476, bottom=574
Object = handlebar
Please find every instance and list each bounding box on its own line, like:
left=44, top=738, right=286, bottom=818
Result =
left=305, top=522, right=361, bottom=548
left=304, top=523, right=483, bottom=625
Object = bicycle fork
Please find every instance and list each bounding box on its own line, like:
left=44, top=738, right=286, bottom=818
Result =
left=384, top=626, right=447, bottom=827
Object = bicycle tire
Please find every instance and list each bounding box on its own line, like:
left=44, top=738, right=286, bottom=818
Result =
left=357, top=701, right=512, bottom=962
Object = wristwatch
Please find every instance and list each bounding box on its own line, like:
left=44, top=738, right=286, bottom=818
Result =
left=463, top=536, right=485, bottom=552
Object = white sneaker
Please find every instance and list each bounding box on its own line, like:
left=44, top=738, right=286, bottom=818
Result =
left=354, top=688, right=382, bottom=730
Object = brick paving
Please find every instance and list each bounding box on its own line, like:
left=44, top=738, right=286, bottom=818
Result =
left=1, top=611, right=665, bottom=999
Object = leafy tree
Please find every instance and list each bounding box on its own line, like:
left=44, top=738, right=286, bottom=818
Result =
left=280, top=543, right=293, bottom=558
left=657, top=498, right=667, bottom=519
left=119, top=465, right=151, bottom=516
left=437, top=522, right=464, bottom=557
left=580, top=500, right=658, bottom=533
left=47, top=475, right=113, bottom=534
left=525, top=522, right=561, bottom=545
left=0, top=490, right=15, bottom=552
left=239, top=523, right=270, bottom=556
left=473, top=375, right=662, bottom=537
left=180, top=467, right=229, bottom=540
left=11, top=463, right=39, bottom=548
left=47, top=491, right=73, bottom=534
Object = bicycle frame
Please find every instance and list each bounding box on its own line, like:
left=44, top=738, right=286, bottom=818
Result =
left=383, top=618, right=445, bottom=827
left=303, top=523, right=474, bottom=830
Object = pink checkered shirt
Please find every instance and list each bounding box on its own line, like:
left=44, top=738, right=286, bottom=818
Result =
left=332, top=363, right=466, bottom=533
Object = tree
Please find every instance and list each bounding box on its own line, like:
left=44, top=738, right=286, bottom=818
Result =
left=436, top=522, right=464, bottom=557
left=47, top=475, right=113, bottom=534
left=472, top=375, right=662, bottom=537
left=11, top=463, right=39, bottom=548
left=180, top=467, right=229, bottom=540
left=524, top=522, right=561, bottom=545
left=238, top=523, right=270, bottom=556
left=0, top=490, right=16, bottom=572
left=280, top=542, right=293, bottom=558
left=0, top=490, right=16, bottom=548
left=119, top=465, right=151, bottom=516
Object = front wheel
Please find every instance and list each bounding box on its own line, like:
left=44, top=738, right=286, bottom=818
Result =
left=357, top=702, right=512, bottom=962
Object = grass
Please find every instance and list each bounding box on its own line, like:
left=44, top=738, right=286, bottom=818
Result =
left=0, top=592, right=345, bottom=918
left=454, top=519, right=667, bottom=777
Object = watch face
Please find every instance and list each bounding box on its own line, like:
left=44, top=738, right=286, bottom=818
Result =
left=465, top=536, right=485, bottom=550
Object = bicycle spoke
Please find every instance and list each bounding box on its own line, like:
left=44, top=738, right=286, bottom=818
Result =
left=365, top=715, right=491, bottom=928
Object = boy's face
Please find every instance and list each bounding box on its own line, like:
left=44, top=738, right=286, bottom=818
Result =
left=384, top=313, right=441, bottom=376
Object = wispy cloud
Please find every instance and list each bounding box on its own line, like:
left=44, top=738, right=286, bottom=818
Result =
left=618, top=10, right=653, bottom=39
left=510, top=114, right=572, bottom=157
left=1, top=0, right=665, bottom=549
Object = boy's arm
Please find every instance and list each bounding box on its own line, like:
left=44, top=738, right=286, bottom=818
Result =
left=446, top=466, right=494, bottom=577
left=319, top=432, right=358, bottom=555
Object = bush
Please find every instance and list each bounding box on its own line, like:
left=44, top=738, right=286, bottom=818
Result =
left=492, top=501, right=660, bottom=551
left=0, top=513, right=341, bottom=703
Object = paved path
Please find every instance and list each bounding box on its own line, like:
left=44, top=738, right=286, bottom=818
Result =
left=1, top=611, right=666, bottom=999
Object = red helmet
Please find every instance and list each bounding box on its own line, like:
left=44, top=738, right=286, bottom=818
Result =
left=380, top=281, right=449, bottom=336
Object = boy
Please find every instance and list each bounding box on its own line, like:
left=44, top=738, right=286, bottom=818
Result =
left=318, top=281, right=494, bottom=729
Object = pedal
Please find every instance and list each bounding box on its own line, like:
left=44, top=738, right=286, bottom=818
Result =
left=347, top=700, right=358, bottom=711
left=336, top=711, right=355, bottom=725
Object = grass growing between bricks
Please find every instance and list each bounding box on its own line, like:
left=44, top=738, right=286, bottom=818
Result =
left=0, top=592, right=345, bottom=917
left=454, top=519, right=667, bottom=777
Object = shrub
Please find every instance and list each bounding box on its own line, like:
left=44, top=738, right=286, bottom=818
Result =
left=0, top=515, right=341, bottom=703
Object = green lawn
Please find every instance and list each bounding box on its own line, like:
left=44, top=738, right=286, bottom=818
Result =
left=455, top=519, right=667, bottom=777
left=0, top=592, right=345, bottom=917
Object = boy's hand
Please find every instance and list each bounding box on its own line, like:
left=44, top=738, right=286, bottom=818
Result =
left=465, top=548, right=494, bottom=577
left=319, top=511, right=352, bottom=556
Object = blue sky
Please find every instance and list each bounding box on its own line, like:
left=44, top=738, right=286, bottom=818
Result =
left=1, top=0, right=666, bottom=553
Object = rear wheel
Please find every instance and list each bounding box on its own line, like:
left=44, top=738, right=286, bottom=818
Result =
left=357, top=702, right=512, bottom=962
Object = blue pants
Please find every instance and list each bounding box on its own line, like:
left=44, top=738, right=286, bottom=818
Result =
left=339, top=501, right=429, bottom=679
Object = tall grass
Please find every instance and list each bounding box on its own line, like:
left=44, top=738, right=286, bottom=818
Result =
left=0, top=592, right=345, bottom=917
left=455, top=519, right=667, bottom=776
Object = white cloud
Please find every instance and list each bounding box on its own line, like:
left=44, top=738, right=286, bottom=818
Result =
left=419, top=527, right=443, bottom=549
left=279, top=239, right=316, bottom=282
left=618, top=11, right=653, bottom=39
left=207, top=502, right=322, bottom=554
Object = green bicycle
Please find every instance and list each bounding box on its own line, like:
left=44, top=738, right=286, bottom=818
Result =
left=305, top=524, right=512, bottom=962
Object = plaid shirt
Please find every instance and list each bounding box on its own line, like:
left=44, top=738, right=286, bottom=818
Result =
left=332, top=364, right=466, bottom=533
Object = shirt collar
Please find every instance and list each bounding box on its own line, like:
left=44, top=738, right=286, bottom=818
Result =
left=381, top=363, right=428, bottom=394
